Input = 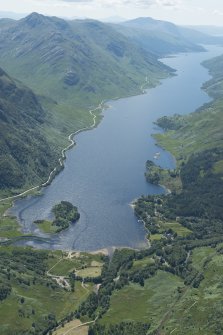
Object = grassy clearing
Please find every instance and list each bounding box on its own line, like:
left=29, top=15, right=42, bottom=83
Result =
left=0, top=201, right=22, bottom=238
left=132, top=257, right=155, bottom=270
left=35, top=220, right=57, bottom=234
left=150, top=233, right=163, bottom=241
left=101, top=271, right=183, bottom=332
left=49, top=259, right=78, bottom=276
left=77, top=266, right=102, bottom=278
left=160, top=221, right=192, bottom=237
left=213, top=159, right=223, bottom=174
left=53, top=319, right=88, bottom=335
left=191, top=247, right=216, bottom=271
left=47, top=252, right=104, bottom=277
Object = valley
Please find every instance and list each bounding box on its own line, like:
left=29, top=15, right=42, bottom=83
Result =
left=7, top=45, right=222, bottom=252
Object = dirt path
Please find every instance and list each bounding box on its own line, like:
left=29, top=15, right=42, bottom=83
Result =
left=46, top=257, right=71, bottom=289
left=62, top=318, right=98, bottom=335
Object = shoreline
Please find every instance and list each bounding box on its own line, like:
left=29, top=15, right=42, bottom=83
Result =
left=0, top=71, right=171, bottom=250
left=0, top=101, right=105, bottom=203
left=0, top=74, right=154, bottom=205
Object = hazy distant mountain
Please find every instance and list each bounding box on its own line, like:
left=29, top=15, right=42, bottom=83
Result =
left=179, top=26, right=223, bottom=45
left=122, top=17, right=181, bottom=35
left=186, top=25, right=223, bottom=36
left=0, top=67, right=57, bottom=190
left=112, top=17, right=205, bottom=57
left=102, top=16, right=126, bottom=23
left=0, top=11, right=27, bottom=20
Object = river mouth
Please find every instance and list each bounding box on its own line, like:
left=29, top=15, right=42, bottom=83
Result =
left=10, top=45, right=223, bottom=252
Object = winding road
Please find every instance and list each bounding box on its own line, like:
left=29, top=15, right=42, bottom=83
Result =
left=0, top=102, right=104, bottom=203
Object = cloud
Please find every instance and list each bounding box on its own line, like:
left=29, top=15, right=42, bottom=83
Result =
left=56, top=0, right=182, bottom=9
left=56, top=0, right=155, bottom=7
left=213, top=9, right=223, bottom=16
left=156, top=0, right=181, bottom=7
left=60, top=0, right=93, bottom=2
left=49, top=0, right=183, bottom=10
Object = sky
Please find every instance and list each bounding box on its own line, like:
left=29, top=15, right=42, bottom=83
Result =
left=1, top=0, right=223, bottom=26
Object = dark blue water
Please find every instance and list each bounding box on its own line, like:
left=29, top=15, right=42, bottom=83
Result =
left=11, top=45, right=223, bottom=251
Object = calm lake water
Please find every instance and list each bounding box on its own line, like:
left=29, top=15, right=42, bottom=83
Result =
left=11, top=45, right=223, bottom=251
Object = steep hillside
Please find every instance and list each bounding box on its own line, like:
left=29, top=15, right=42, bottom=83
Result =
left=114, top=17, right=206, bottom=56
left=0, top=68, right=58, bottom=193
left=202, top=54, right=223, bottom=98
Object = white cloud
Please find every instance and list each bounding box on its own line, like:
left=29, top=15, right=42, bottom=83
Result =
left=156, top=0, right=182, bottom=7
left=213, top=9, right=223, bottom=16
left=55, top=0, right=155, bottom=7
left=57, top=0, right=182, bottom=9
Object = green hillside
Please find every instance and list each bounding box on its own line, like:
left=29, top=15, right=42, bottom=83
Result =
left=0, top=247, right=101, bottom=335
left=0, top=67, right=59, bottom=195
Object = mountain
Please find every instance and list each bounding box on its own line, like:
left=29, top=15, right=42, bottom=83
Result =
left=112, top=17, right=205, bottom=57
left=0, top=12, right=172, bottom=132
left=0, top=67, right=57, bottom=192
left=0, top=11, right=27, bottom=20
left=179, top=26, right=223, bottom=45
left=186, top=25, right=223, bottom=36
left=0, top=12, right=176, bottom=194
left=102, top=16, right=126, bottom=23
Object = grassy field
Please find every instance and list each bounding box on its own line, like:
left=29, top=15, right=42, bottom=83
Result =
left=0, top=201, right=22, bottom=238
left=100, top=247, right=223, bottom=335
left=162, top=249, right=223, bottom=335
left=191, top=247, right=216, bottom=271
left=148, top=220, right=191, bottom=241
left=149, top=233, right=163, bottom=241
left=131, top=257, right=155, bottom=271
left=159, top=221, right=192, bottom=237
left=47, top=252, right=104, bottom=277
left=53, top=319, right=88, bottom=335
left=101, top=271, right=184, bottom=332
left=35, top=220, right=58, bottom=234
left=77, top=266, right=102, bottom=278
left=0, top=281, right=91, bottom=335
left=0, top=247, right=97, bottom=335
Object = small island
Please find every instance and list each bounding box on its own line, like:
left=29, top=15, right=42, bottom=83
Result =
left=34, top=201, right=80, bottom=233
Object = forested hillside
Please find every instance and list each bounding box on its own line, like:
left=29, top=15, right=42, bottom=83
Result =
left=0, top=68, right=58, bottom=194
